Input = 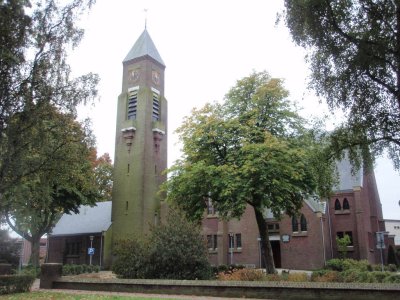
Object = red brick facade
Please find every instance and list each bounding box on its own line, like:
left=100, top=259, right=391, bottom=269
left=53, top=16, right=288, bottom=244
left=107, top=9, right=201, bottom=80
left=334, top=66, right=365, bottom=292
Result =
left=201, top=170, right=388, bottom=270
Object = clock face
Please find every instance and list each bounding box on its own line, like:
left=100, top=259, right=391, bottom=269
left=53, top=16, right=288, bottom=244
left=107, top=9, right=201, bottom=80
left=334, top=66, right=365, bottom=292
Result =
left=152, top=70, right=160, bottom=85
left=128, top=69, right=140, bottom=82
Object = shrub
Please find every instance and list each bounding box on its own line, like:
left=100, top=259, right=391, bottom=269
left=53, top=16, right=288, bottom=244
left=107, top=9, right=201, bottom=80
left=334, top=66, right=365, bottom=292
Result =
left=263, top=273, right=283, bottom=281
left=287, top=272, right=309, bottom=282
left=325, top=259, right=370, bottom=272
left=21, top=265, right=41, bottom=278
left=0, top=275, right=35, bottom=295
left=382, top=274, right=400, bottom=283
left=146, top=210, right=212, bottom=280
left=311, top=270, right=341, bottom=282
left=217, top=268, right=264, bottom=281
left=112, top=210, right=212, bottom=280
left=112, top=238, right=149, bottom=279
left=62, top=264, right=100, bottom=276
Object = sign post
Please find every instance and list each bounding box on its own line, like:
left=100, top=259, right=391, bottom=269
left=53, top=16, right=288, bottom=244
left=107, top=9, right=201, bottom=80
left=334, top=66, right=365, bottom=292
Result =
left=376, top=231, right=386, bottom=272
left=89, top=236, right=94, bottom=265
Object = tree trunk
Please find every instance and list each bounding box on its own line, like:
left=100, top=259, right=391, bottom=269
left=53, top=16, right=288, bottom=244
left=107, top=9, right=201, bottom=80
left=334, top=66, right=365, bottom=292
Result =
left=30, top=236, right=41, bottom=268
left=253, top=206, right=276, bottom=274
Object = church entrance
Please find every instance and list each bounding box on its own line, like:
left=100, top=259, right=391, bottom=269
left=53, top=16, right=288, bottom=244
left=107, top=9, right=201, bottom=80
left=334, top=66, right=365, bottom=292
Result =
left=271, top=240, right=281, bottom=268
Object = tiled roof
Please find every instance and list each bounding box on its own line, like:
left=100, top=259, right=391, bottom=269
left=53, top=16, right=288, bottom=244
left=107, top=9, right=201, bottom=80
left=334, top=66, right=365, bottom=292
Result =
left=123, top=29, right=165, bottom=66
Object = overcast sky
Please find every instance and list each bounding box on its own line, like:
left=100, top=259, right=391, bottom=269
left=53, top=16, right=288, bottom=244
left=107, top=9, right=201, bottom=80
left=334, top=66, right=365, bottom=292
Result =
left=69, top=0, right=399, bottom=220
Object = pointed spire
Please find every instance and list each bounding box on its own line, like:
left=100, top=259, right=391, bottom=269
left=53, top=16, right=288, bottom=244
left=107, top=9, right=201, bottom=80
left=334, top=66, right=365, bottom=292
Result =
left=123, top=29, right=165, bottom=67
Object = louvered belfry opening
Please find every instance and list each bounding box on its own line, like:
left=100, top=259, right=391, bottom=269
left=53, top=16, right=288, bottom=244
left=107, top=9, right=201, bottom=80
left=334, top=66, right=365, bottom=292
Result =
left=127, top=88, right=138, bottom=120
left=152, top=90, right=160, bottom=121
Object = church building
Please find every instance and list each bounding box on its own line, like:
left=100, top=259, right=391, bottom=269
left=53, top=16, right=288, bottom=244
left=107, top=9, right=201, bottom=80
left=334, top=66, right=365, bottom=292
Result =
left=47, top=28, right=390, bottom=271
left=47, top=28, right=168, bottom=268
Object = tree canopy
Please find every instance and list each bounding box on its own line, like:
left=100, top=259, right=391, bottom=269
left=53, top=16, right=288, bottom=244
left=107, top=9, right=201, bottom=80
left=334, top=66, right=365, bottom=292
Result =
left=89, top=151, right=113, bottom=201
left=164, top=71, right=334, bottom=274
left=1, top=104, right=99, bottom=267
left=282, top=0, right=400, bottom=170
left=0, top=0, right=99, bottom=267
left=0, top=0, right=99, bottom=194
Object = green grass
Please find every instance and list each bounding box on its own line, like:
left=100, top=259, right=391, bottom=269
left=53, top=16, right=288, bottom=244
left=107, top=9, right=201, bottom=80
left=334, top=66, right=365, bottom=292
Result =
left=0, top=291, right=181, bottom=300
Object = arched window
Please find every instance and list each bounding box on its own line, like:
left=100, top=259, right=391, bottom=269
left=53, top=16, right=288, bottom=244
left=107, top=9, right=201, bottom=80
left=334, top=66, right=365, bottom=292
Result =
left=334, top=198, right=341, bottom=210
left=292, top=216, right=299, bottom=232
left=343, top=198, right=350, bottom=210
left=300, top=214, right=307, bottom=231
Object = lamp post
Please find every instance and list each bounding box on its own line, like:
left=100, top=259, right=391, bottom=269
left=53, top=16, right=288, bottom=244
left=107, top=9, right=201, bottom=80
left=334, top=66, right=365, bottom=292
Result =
left=89, top=235, right=94, bottom=265
left=257, top=237, right=262, bottom=268
left=229, top=233, right=233, bottom=265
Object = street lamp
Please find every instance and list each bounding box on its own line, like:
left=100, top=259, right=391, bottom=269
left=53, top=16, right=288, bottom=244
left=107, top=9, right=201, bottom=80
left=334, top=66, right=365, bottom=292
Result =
left=229, top=233, right=234, bottom=265
left=257, top=237, right=262, bottom=268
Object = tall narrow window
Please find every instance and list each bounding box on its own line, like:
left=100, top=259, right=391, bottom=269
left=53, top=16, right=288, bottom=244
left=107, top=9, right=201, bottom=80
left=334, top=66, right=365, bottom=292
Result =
left=235, top=233, right=242, bottom=248
left=292, top=216, right=299, bottom=232
left=343, top=198, right=350, bottom=210
left=300, top=214, right=307, bottom=231
left=152, top=90, right=160, bottom=121
left=334, top=198, right=341, bottom=210
left=228, top=234, right=234, bottom=249
left=207, top=235, right=212, bottom=249
left=127, top=87, right=139, bottom=120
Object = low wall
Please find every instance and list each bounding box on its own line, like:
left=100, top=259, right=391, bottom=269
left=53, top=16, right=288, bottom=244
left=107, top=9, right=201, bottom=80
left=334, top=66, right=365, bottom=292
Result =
left=52, top=278, right=400, bottom=300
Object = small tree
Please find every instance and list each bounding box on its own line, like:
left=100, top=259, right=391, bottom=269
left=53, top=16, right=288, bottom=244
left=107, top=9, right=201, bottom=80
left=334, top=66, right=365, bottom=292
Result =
left=112, top=210, right=212, bottom=280
left=336, top=234, right=351, bottom=259
left=1, top=105, right=98, bottom=268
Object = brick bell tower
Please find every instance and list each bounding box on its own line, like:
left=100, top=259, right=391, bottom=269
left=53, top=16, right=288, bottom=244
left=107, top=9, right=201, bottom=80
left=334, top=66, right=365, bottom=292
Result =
left=111, top=28, right=167, bottom=242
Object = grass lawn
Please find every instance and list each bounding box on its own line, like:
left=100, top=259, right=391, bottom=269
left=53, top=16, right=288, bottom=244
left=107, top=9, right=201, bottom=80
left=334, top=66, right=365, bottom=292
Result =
left=0, top=291, right=182, bottom=300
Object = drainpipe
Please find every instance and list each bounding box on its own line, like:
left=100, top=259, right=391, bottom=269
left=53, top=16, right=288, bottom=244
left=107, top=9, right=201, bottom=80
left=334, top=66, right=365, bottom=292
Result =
left=100, top=231, right=103, bottom=269
left=320, top=213, right=326, bottom=265
left=327, top=199, right=334, bottom=259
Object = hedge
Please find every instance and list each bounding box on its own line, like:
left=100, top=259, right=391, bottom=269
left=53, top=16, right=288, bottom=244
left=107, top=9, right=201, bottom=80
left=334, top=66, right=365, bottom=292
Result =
left=0, top=275, right=35, bottom=294
left=62, top=264, right=100, bottom=276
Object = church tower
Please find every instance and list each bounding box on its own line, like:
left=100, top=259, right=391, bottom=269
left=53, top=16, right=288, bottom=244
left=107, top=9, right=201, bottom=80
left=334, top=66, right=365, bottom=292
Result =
left=111, top=29, right=167, bottom=241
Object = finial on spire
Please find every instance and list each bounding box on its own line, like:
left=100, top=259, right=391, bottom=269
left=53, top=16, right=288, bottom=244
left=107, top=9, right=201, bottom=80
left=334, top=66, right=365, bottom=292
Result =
left=144, top=8, right=148, bottom=29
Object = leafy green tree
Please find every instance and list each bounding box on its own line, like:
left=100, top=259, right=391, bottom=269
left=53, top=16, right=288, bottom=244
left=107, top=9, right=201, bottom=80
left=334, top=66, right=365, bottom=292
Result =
left=336, top=234, right=351, bottom=259
left=164, top=71, right=334, bottom=274
left=0, top=0, right=98, bottom=267
left=1, top=105, right=98, bottom=268
left=0, top=0, right=99, bottom=194
left=90, top=151, right=113, bottom=202
left=282, top=0, right=400, bottom=170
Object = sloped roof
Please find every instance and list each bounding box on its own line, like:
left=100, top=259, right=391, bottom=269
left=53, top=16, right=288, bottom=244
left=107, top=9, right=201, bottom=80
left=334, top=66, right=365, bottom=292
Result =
left=334, top=154, right=363, bottom=192
left=50, top=201, right=112, bottom=236
left=123, top=29, right=165, bottom=66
